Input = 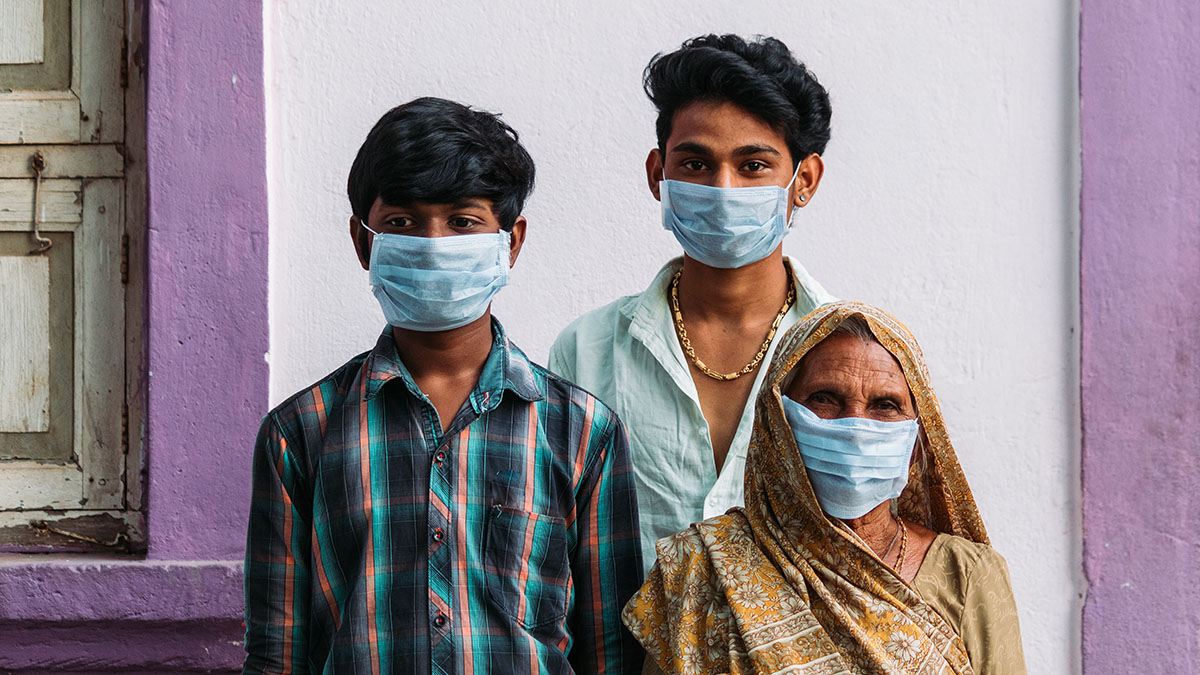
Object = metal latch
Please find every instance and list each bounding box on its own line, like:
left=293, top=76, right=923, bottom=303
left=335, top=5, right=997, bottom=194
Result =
left=29, top=151, right=52, bottom=255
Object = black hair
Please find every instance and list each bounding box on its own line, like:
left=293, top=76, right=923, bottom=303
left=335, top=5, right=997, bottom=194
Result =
left=347, top=97, right=535, bottom=231
left=644, top=34, right=832, bottom=166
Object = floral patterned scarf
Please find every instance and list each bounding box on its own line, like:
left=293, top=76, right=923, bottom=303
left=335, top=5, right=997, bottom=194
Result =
left=622, top=301, right=989, bottom=674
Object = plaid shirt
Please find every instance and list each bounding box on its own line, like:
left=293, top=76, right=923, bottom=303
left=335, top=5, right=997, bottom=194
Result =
left=243, top=321, right=644, bottom=674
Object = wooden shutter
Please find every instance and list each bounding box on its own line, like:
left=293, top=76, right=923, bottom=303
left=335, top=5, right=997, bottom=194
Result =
left=0, top=0, right=140, bottom=550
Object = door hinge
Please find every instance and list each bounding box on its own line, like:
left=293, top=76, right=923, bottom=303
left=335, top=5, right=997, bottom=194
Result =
left=120, top=233, right=129, bottom=284
left=120, top=38, right=129, bottom=89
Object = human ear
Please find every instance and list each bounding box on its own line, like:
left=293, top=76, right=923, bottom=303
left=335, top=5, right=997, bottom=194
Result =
left=350, top=215, right=371, bottom=270
left=646, top=149, right=665, bottom=201
left=792, top=153, right=825, bottom=209
left=507, top=216, right=527, bottom=267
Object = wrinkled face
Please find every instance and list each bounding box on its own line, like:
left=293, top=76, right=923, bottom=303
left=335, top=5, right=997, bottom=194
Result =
left=785, top=333, right=916, bottom=422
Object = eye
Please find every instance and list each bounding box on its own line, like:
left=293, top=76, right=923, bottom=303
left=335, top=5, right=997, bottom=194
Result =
left=383, top=216, right=413, bottom=230
left=806, top=392, right=836, bottom=405
left=451, top=217, right=481, bottom=230
left=743, top=160, right=767, bottom=172
left=682, top=160, right=707, bottom=172
left=872, top=398, right=908, bottom=417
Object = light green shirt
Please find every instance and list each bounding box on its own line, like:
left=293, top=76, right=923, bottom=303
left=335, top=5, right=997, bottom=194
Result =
left=549, top=257, right=835, bottom=570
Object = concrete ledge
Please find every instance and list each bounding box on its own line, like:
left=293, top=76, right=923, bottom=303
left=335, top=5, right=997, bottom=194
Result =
left=0, top=558, right=242, bottom=622
left=0, top=619, right=242, bottom=672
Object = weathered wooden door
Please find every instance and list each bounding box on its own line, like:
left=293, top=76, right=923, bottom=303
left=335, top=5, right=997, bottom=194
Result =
left=0, top=0, right=141, bottom=550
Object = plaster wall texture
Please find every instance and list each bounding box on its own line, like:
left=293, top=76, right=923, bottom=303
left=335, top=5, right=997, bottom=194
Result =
left=267, top=2, right=1081, bottom=672
left=1080, top=0, right=1200, bottom=671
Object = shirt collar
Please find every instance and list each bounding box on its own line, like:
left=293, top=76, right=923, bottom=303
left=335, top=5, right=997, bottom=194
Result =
left=622, top=255, right=833, bottom=342
left=622, top=257, right=689, bottom=374
left=363, top=318, right=543, bottom=408
left=618, top=256, right=833, bottom=405
left=624, top=256, right=682, bottom=326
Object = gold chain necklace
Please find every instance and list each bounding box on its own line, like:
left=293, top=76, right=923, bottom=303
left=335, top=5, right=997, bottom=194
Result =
left=670, top=268, right=796, bottom=381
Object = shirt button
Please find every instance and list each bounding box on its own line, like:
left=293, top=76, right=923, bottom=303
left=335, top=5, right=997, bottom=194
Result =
left=434, top=614, right=446, bottom=628
left=433, top=528, right=444, bottom=542
left=434, top=451, right=446, bottom=466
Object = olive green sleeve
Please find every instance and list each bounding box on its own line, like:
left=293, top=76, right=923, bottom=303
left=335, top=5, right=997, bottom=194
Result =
left=914, top=536, right=1028, bottom=675
left=958, top=547, right=1028, bottom=675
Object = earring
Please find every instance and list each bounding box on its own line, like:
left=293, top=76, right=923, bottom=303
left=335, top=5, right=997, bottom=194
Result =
left=799, top=195, right=806, bottom=202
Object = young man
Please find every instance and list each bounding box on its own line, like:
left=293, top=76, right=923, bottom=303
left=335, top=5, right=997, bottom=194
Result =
left=244, top=97, right=643, bottom=674
left=550, top=35, right=837, bottom=570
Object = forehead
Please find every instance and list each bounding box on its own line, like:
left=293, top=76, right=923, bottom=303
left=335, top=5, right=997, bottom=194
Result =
left=792, top=334, right=909, bottom=391
left=667, top=100, right=788, bottom=155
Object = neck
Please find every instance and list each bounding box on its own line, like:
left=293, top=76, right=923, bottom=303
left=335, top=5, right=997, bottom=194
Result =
left=391, top=311, right=495, bottom=381
left=840, top=501, right=898, bottom=554
left=676, top=248, right=790, bottom=324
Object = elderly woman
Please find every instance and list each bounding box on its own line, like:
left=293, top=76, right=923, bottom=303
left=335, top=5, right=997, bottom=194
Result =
left=623, top=302, right=1026, bottom=674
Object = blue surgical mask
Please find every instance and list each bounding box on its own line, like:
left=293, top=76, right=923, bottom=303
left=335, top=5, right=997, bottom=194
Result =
left=364, top=225, right=511, bottom=332
left=659, top=165, right=800, bottom=268
left=781, top=395, right=919, bottom=520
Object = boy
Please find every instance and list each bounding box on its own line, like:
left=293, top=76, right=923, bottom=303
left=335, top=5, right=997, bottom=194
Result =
left=550, top=35, right=837, bottom=570
left=244, top=97, right=643, bottom=674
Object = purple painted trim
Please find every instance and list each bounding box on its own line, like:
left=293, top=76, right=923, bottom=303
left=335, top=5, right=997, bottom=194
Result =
left=144, top=0, right=268, bottom=563
left=0, top=0, right=265, bottom=669
left=1080, top=0, right=1200, bottom=672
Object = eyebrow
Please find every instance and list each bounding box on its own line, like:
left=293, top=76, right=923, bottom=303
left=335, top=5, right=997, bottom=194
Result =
left=669, top=141, right=713, bottom=156
left=668, top=141, right=783, bottom=158
left=733, top=144, right=782, bottom=157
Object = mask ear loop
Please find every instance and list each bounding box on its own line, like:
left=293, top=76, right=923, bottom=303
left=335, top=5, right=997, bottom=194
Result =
left=358, top=218, right=382, bottom=270
left=784, top=161, right=804, bottom=228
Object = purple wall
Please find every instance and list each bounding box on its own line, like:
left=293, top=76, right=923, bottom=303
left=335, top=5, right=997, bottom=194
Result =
left=143, top=0, right=267, bottom=563
left=1080, top=1, right=1200, bottom=673
left=0, top=0, right=266, bottom=670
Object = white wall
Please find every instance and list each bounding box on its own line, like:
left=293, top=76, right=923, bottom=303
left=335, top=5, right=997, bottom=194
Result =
left=266, top=2, right=1081, bottom=671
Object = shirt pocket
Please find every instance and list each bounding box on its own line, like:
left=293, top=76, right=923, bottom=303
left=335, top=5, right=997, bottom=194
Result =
left=483, top=504, right=570, bottom=630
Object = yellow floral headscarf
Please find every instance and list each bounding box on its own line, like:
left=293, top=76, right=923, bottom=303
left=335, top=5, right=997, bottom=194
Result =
left=623, top=301, right=988, bottom=674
